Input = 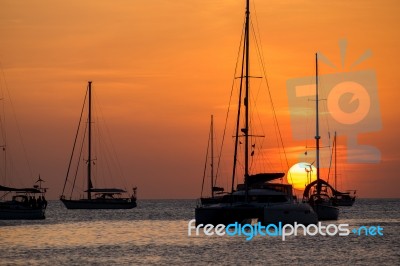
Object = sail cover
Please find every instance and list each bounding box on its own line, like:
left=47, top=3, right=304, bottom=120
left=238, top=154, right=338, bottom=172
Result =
left=246, top=173, right=285, bottom=186
left=85, top=188, right=127, bottom=193
left=0, top=185, right=41, bottom=193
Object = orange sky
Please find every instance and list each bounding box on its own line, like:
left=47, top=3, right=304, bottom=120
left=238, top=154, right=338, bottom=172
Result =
left=0, top=0, right=399, bottom=199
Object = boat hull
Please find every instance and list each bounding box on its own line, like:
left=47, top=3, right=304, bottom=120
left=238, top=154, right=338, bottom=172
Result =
left=61, top=198, right=137, bottom=209
left=0, top=206, right=45, bottom=220
left=195, top=202, right=318, bottom=226
left=263, top=203, right=318, bottom=225
left=312, top=203, right=339, bottom=220
left=332, top=196, right=355, bottom=206
left=195, top=204, right=263, bottom=225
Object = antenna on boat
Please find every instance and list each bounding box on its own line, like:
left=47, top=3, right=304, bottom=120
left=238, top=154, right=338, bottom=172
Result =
left=35, top=175, right=45, bottom=189
left=304, top=163, right=313, bottom=185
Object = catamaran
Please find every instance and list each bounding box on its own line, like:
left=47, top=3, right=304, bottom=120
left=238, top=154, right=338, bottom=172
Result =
left=195, top=0, right=318, bottom=226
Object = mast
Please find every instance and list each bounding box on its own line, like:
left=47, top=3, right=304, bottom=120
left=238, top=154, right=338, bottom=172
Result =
left=87, top=81, right=92, bottom=200
left=315, top=53, right=321, bottom=195
left=230, top=0, right=249, bottom=196
left=334, top=131, right=337, bottom=190
left=244, top=0, right=250, bottom=201
left=210, top=115, right=214, bottom=198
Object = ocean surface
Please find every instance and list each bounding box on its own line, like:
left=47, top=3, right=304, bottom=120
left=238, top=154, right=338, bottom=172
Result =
left=0, top=199, right=399, bottom=265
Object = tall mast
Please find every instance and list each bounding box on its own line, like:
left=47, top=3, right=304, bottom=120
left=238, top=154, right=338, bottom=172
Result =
left=210, top=115, right=214, bottom=198
left=244, top=0, right=250, bottom=200
left=334, top=131, right=337, bottom=190
left=315, top=53, right=321, bottom=194
left=87, top=81, right=92, bottom=200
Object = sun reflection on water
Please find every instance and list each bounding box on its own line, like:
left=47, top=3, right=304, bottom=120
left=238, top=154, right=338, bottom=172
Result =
left=0, top=220, right=196, bottom=249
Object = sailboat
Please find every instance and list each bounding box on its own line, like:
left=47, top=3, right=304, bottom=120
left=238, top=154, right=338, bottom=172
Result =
left=0, top=176, right=47, bottom=220
left=0, top=78, right=47, bottom=219
left=330, top=132, right=356, bottom=206
left=60, top=81, right=137, bottom=209
left=195, top=0, right=318, bottom=226
left=199, top=115, right=226, bottom=205
left=303, top=54, right=339, bottom=220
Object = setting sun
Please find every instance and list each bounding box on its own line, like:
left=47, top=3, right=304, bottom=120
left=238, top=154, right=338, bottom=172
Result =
left=287, top=162, right=317, bottom=190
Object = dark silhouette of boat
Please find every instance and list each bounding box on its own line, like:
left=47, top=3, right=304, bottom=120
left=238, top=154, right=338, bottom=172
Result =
left=195, top=0, right=318, bottom=226
left=0, top=177, right=47, bottom=220
left=199, top=115, right=227, bottom=205
left=330, top=132, right=356, bottom=206
left=332, top=191, right=356, bottom=206
left=60, top=81, right=137, bottom=209
left=0, top=77, right=48, bottom=219
left=302, top=54, right=339, bottom=220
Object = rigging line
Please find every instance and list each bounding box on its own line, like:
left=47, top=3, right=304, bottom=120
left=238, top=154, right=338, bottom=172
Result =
left=0, top=69, right=6, bottom=184
left=319, top=72, right=331, bottom=141
left=95, top=90, right=129, bottom=190
left=0, top=62, right=34, bottom=180
left=214, top=16, right=246, bottom=187
left=247, top=45, right=269, bottom=173
left=212, top=139, right=219, bottom=188
left=95, top=106, right=114, bottom=189
left=69, top=117, right=88, bottom=199
left=95, top=114, right=116, bottom=189
left=0, top=77, right=6, bottom=144
left=305, top=98, right=310, bottom=152
left=245, top=39, right=266, bottom=139
left=200, top=122, right=211, bottom=197
left=250, top=16, right=283, bottom=174
left=248, top=79, right=268, bottom=174
left=61, top=85, right=88, bottom=196
left=231, top=18, right=247, bottom=194
left=252, top=5, right=291, bottom=178
left=326, top=132, right=335, bottom=183
left=92, top=93, right=118, bottom=189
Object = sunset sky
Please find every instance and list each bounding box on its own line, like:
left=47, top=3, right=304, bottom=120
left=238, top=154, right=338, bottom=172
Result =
left=0, top=0, right=399, bottom=199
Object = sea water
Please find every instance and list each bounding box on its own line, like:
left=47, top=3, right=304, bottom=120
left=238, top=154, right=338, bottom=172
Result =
left=0, top=199, right=399, bottom=265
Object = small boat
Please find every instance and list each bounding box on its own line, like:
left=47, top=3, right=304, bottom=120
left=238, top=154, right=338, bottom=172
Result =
left=0, top=76, right=47, bottom=220
left=302, top=54, right=339, bottom=220
left=60, top=81, right=137, bottom=209
left=199, top=115, right=227, bottom=205
left=0, top=177, right=47, bottom=220
left=303, top=179, right=339, bottom=220
left=195, top=0, right=318, bottom=226
left=330, top=132, right=356, bottom=206
left=332, top=191, right=356, bottom=206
